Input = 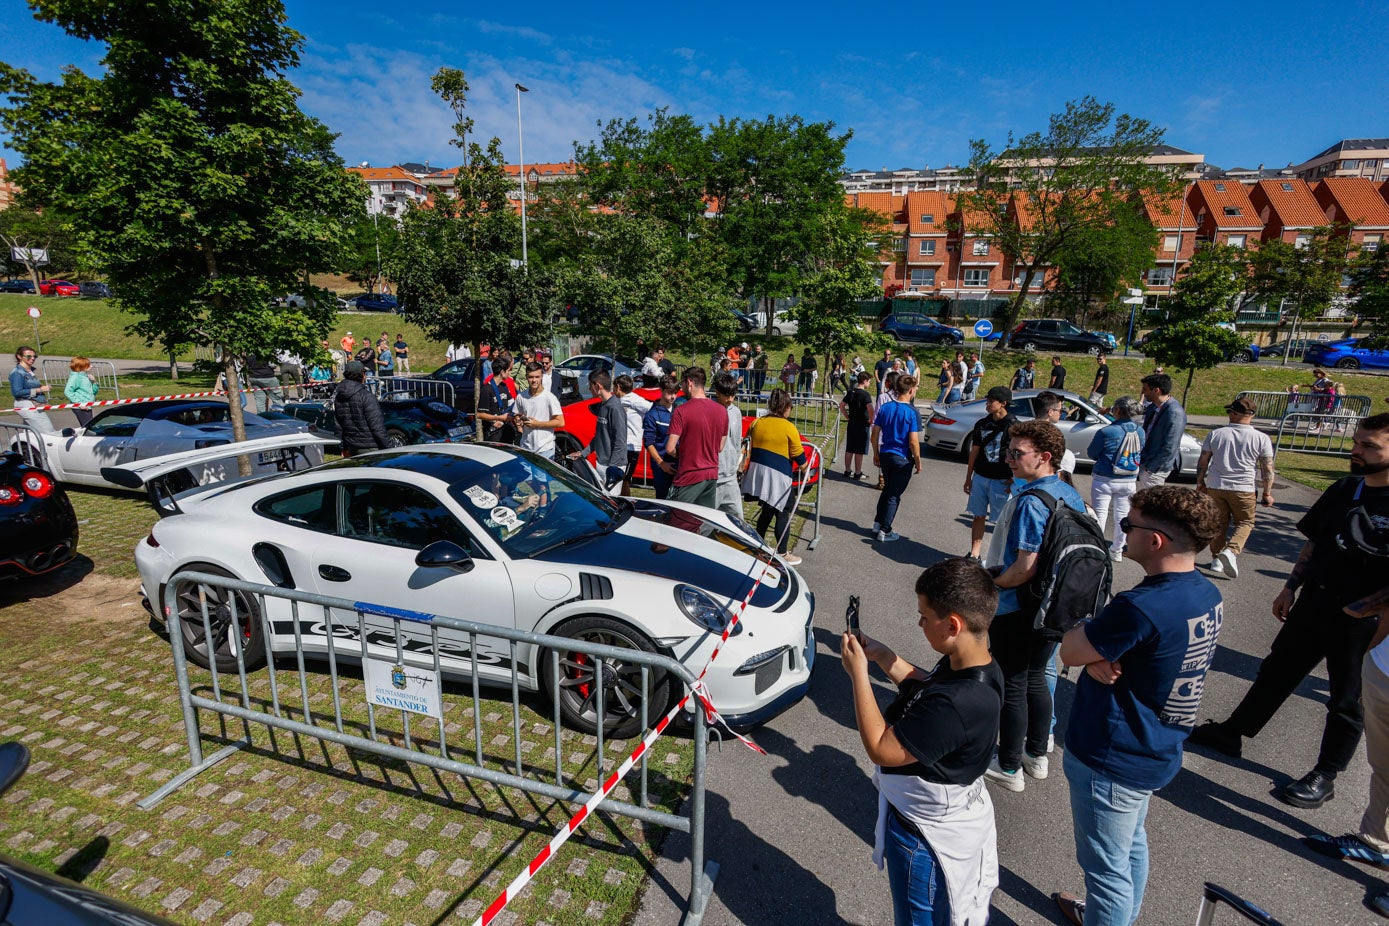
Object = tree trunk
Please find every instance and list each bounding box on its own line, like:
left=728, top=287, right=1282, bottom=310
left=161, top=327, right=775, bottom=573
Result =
left=763, top=294, right=776, bottom=339
left=995, top=264, right=1039, bottom=350
left=1281, top=302, right=1296, bottom=367
left=168, top=350, right=179, bottom=382
left=1182, top=366, right=1195, bottom=408
left=472, top=340, right=484, bottom=442
left=201, top=242, right=251, bottom=476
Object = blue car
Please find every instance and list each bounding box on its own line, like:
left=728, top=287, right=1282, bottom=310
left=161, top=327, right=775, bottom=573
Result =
left=1304, top=338, right=1389, bottom=371
left=347, top=293, right=401, bottom=313
left=881, top=312, right=964, bottom=345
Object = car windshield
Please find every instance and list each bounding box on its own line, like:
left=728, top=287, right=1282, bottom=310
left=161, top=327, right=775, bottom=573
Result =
left=445, top=451, right=625, bottom=558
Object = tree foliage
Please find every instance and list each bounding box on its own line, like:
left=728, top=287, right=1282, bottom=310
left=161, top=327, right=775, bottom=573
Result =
left=0, top=0, right=365, bottom=451
left=1351, top=246, right=1389, bottom=349
left=0, top=206, right=78, bottom=282
left=793, top=204, right=889, bottom=370
left=961, top=97, right=1181, bottom=347
left=1046, top=199, right=1158, bottom=326
left=1145, top=243, right=1247, bottom=404
left=340, top=212, right=401, bottom=295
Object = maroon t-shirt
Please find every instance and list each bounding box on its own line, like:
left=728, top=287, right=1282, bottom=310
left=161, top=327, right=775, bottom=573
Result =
left=669, top=397, right=729, bottom=486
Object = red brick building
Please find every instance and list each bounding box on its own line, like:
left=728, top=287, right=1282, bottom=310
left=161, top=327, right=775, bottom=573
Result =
left=1249, top=178, right=1328, bottom=246
left=1138, top=190, right=1198, bottom=294
left=903, top=191, right=952, bottom=292
left=1188, top=180, right=1262, bottom=250
left=1313, top=177, right=1389, bottom=255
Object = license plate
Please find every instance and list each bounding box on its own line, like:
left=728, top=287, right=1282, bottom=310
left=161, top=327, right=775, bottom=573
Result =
left=448, top=427, right=470, bottom=439
left=258, top=449, right=289, bottom=463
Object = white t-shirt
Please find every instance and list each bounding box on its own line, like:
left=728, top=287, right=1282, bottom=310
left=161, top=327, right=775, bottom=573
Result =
left=1201, top=423, right=1274, bottom=493
left=619, top=392, right=652, bottom=451
left=446, top=343, right=471, bottom=362
left=719, top=401, right=742, bottom=479
left=514, top=389, right=562, bottom=457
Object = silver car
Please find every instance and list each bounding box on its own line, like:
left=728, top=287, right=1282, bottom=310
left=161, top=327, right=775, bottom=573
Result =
left=922, top=389, right=1202, bottom=476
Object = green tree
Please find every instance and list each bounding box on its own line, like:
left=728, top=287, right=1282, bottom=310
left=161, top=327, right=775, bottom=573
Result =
left=1246, top=229, right=1352, bottom=365
left=961, top=97, right=1181, bottom=348
left=1350, top=245, right=1389, bottom=349
left=1046, top=200, right=1158, bottom=328
left=0, top=205, right=78, bottom=285
left=1144, top=244, right=1248, bottom=404
left=707, top=115, right=853, bottom=337
left=0, top=0, right=365, bottom=454
left=793, top=203, right=889, bottom=385
left=340, top=212, right=401, bottom=296
left=388, top=69, right=558, bottom=424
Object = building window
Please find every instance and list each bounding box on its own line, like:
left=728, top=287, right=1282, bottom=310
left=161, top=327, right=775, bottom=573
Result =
left=972, top=240, right=990, bottom=256
left=909, top=269, right=936, bottom=288
left=1281, top=182, right=1294, bottom=191
left=963, top=269, right=990, bottom=287
left=1343, top=160, right=1360, bottom=169
left=1163, top=234, right=1180, bottom=252
left=1145, top=267, right=1175, bottom=286
left=1214, top=182, right=1226, bottom=192
left=1227, top=234, right=1247, bottom=248
left=1295, top=234, right=1311, bottom=250
left=920, top=214, right=934, bottom=224
left=1365, top=235, right=1383, bottom=253
left=920, top=240, right=936, bottom=256
left=1223, top=206, right=1242, bottom=217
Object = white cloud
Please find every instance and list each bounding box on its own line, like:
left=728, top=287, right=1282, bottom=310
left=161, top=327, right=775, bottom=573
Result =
left=476, top=21, right=553, bottom=45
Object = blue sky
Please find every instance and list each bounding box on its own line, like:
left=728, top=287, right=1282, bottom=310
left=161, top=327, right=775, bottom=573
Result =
left=2, top=0, right=1386, bottom=175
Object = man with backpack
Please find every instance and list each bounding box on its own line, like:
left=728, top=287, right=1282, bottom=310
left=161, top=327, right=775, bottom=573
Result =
left=1087, top=396, right=1146, bottom=563
left=1195, top=396, right=1275, bottom=579
left=1052, top=485, right=1223, bottom=926
left=984, top=420, right=1091, bottom=792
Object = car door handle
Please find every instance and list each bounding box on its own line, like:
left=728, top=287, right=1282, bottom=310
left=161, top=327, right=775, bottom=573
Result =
left=318, top=564, right=352, bottom=582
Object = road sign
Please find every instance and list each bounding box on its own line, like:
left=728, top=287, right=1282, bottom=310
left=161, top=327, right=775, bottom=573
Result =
left=1121, top=296, right=1144, bottom=305
left=973, top=319, right=994, bottom=338
left=26, top=306, right=40, bottom=319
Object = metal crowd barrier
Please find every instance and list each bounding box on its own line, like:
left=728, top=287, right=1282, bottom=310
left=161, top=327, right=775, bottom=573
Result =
left=373, top=376, right=456, bottom=408
left=1273, top=412, right=1360, bottom=455
left=41, top=358, right=122, bottom=400
left=141, top=570, right=716, bottom=922
left=0, top=420, right=50, bottom=469
left=1235, top=389, right=1373, bottom=422
left=736, top=394, right=841, bottom=551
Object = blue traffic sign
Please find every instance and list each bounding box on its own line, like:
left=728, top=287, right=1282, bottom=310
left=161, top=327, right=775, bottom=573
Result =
left=973, top=319, right=994, bottom=338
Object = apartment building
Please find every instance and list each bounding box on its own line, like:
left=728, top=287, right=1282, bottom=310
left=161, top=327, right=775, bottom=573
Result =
left=0, top=158, right=16, bottom=211
left=1248, top=178, right=1327, bottom=245
left=1138, top=190, right=1198, bottom=293
left=1294, top=139, right=1389, bottom=184
left=346, top=165, right=430, bottom=218
left=1188, top=180, right=1263, bottom=249
left=902, top=191, right=952, bottom=292
left=1313, top=177, right=1389, bottom=254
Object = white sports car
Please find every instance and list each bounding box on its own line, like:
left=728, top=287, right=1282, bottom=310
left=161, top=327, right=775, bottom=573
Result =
left=13, top=400, right=325, bottom=491
left=134, top=443, right=815, bottom=736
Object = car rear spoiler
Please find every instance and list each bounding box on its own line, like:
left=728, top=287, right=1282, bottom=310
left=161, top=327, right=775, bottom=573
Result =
left=101, top=433, right=339, bottom=517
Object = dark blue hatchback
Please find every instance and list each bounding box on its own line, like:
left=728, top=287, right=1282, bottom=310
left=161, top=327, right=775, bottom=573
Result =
left=881, top=312, right=965, bottom=344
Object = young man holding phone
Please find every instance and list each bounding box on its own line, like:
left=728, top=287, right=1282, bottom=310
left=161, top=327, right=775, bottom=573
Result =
left=841, top=558, right=1003, bottom=925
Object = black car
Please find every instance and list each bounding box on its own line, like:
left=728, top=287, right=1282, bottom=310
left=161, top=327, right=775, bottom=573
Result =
left=0, top=743, right=176, bottom=924
left=0, top=452, right=79, bottom=580
left=732, top=309, right=757, bottom=332
left=78, top=281, right=112, bottom=298
left=1008, top=319, right=1109, bottom=355
left=0, top=279, right=35, bottom=294
left=272, top=395, right=473, bottom=447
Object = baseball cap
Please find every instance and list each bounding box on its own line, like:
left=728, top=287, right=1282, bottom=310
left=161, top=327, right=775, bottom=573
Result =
left=1225, top=397, right=1257, bottom=415
left=344, top=360, right=366, bottom=376
left=985, top=386, right=1012, bottom=404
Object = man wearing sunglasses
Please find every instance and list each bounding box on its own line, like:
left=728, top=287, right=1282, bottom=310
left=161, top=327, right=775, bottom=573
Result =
left=1052, top=485, right=1223, bottom=926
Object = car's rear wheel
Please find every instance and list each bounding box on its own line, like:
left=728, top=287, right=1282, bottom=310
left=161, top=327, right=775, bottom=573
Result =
left=1336, top=358, right=1360, bottom=370
left=170, top=565, right=267, bottom=673
left=543, top=616, right=672, bottom=738
left=1018, top=340, right=1038, bottom=352
left=1087, top=345, right=1102, bottom=357
left=386, top=428, right=409, bottom=447
left=958, top=434, right=973, bottom=462
left=1234, top=350, right=1255, bottom=364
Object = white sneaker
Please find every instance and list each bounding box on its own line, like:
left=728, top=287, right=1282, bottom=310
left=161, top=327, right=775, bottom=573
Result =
left=1022, top=753, right=1049, bottom=780
left=877, top=530, right=901, bottom=543
left=1204, top=557, right=1225, bottom=575
left=1218, top=549, right=1239, bottom=579
left=984, top=757, right=1025, bottom=792
left=1109, top=549, right=1123, bottom=563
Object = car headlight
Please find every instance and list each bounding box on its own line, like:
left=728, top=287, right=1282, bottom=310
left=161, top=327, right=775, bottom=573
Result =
left=674, top=585, right=742, bottom=637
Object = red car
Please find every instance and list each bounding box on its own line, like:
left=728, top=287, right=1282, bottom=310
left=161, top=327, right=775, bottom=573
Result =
left=557, top=389, right=822, bottom=490
left=38, top=279, right=80, bottom=296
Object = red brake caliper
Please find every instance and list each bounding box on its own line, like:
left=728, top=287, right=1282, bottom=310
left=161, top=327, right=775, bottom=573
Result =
left=571, top=652, right=591, bottom=698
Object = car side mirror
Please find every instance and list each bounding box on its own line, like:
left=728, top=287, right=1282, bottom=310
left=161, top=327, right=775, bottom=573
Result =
left=61, top=427, right=76, bottom=437
left=415, top=540, right=474, bottom=573
left=0, top=742, right=30, bottom=797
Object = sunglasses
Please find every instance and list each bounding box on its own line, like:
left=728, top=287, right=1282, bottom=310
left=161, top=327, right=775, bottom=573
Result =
left=1119, top=516, right=1172, bottom=541
left=21, top=354, right=37, bottom=360
left=1005, top=448, right=1039, bottom=460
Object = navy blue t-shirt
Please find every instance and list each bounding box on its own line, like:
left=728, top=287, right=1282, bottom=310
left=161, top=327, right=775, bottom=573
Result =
left=1065, top=570, right=1223, bottom=791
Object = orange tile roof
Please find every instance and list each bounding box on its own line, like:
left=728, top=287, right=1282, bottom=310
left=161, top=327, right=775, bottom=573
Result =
left=1253, top=179, right=1327, bottom=229
left=503, top=161, right=579, bottom=178
left=346, top=166, right=421, bottom=184
left=1314, top=178, right=1389, bottom=228
left=1140, top=189, right=1191, bottom=228
left=1193, top=180, right=1262, bottom=230
left=905, top=191, right=953, bottom=233
left=849, top=192, right=898, bottom=218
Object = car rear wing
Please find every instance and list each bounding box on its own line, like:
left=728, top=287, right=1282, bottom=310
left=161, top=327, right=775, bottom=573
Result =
left=102, top=433, right=338, bottom=517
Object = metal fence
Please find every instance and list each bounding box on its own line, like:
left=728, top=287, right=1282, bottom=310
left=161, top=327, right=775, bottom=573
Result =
left=1235, top=389, right=1374, bottom=423
left=141, top=570, right=717, bottom=923
left=0, top=420, right=50, bottom=469
left=41, top=358, right=121, bottom=400
left=735, top=393, right=840, bottom=551
left=373, top=376, right=457, bottom=408
left=1273, top=412, right=1360, bottom=455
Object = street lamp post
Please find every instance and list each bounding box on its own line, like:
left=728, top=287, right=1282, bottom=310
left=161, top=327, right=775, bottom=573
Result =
left=515, top=83, right=530, bottom=270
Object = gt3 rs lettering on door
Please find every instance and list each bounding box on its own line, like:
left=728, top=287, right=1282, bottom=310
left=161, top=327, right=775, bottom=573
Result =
left=253, top=478, right=518, bottom=680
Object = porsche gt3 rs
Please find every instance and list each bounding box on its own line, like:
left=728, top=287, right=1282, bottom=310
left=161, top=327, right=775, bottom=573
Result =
left=134, top=443, right=815, bottom=736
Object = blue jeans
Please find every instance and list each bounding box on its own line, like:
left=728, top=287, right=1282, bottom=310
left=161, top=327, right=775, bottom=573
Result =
left=884, top=813, right=950, bottom=926
left=875, top=453, right=913, bottom=533
left=1045, top=642, right=1059, bottom=735
left=1064, top=751, right=1153, bottom=926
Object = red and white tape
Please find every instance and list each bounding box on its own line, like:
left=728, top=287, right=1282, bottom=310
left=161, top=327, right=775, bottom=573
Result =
left=473, top=479, right=810, bottom=925
left=2, top=385, right=284, bottom=415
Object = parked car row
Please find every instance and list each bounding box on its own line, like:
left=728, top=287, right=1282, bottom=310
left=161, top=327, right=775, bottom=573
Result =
left=1304, top=338, right=1389, bottom=370
left=0, top=278, right=111, bottom=297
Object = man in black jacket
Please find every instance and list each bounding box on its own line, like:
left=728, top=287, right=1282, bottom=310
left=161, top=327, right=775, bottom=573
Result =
left=334, top=361, right=389, bottom=457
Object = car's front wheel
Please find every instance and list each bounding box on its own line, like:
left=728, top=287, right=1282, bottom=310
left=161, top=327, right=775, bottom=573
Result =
left=1234, top=350, right=1255, bottom=364
left=169, top=565, right=267, bottom=674
left=1336, top=358, right=1360, bottom=370
left=1087, top=345, right=1102, bottom=357
left=1018, top=340, right=1038, bottom=352
left=543, top=616, right=673, bottom=738
left=386, top=428, right=409, bottom=447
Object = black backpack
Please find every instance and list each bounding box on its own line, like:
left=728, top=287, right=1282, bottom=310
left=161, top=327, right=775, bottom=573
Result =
left=1018, top=488, right=1112, bottom=640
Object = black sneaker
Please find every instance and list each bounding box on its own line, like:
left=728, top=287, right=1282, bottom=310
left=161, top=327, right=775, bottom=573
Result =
left=1280, top=769, right=1335, bottom=809
left=1187, top=720, right=1242, bottom=758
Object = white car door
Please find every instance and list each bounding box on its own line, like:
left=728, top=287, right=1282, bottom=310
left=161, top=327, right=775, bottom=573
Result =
left=58, top=410, right=144, bottom=484
left=305, top=479, right=519, bottom=684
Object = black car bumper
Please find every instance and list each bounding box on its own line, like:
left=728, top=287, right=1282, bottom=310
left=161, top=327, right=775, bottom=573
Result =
left=0, top=493, right=79, bottom=580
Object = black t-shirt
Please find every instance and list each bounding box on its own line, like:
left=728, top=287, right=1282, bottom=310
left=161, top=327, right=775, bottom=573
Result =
left=1094, top=362, right=1109, bottom=395
left=801, top=355, right=817, bottom=372
left=1049, top=364, right=1067, bottom=389
left=883, top=657, right=1004, bottom=785
left=969, top=413, right=1017, bottom=480
left=1299, top=477, right=1389, bottom=606
left=658, top=358, right=676, bottom=376
left=845, top=387, right=872, bottom=427
left=477, top=374, right=517, bottom=444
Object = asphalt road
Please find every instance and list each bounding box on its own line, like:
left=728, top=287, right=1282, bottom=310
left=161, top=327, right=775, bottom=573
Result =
left=636, top=445, right=1380, bottom=925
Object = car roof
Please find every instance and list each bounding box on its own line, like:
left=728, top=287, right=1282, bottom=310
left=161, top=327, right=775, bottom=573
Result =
left=94, top=399, right=227, bottom=421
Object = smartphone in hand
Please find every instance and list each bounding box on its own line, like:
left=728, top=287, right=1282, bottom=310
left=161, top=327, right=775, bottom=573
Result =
left=846, top=595, right=861, bottom=638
